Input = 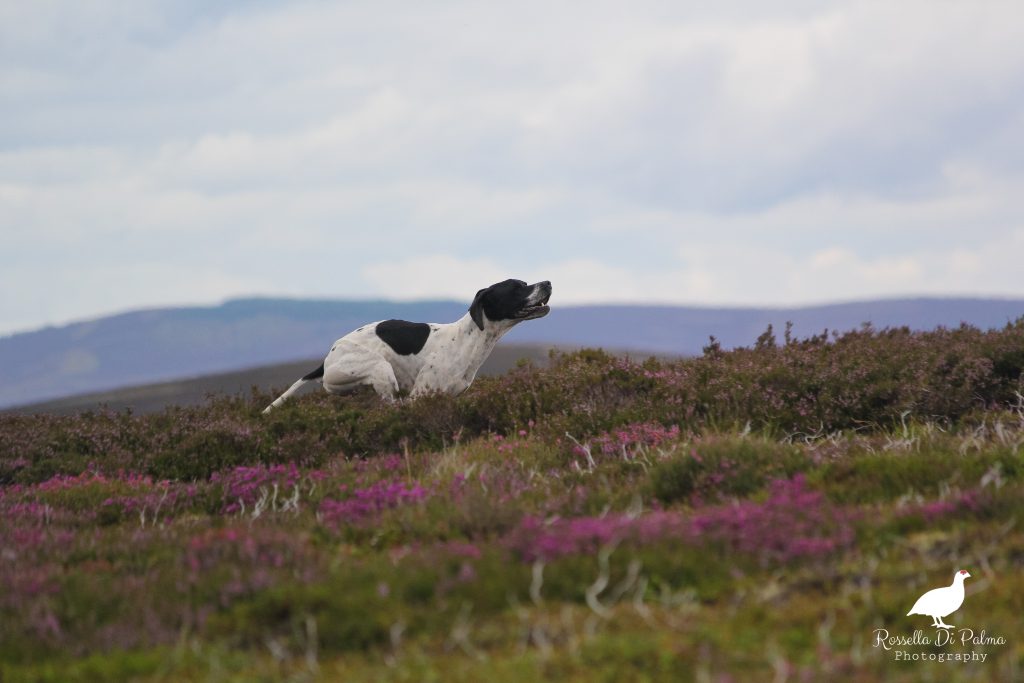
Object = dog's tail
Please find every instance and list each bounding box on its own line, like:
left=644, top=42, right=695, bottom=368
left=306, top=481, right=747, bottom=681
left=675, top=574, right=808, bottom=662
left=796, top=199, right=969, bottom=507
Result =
left=262, top=363, right=325, bottom=414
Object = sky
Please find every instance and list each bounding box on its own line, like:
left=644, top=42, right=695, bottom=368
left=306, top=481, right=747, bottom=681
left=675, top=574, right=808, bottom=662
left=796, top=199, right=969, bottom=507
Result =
left=2, top=1, right=1024, bottom=336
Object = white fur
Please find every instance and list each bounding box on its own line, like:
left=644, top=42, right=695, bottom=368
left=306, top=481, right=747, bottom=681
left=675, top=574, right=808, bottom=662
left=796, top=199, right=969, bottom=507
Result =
left=263, top=282, right=549, bottom=413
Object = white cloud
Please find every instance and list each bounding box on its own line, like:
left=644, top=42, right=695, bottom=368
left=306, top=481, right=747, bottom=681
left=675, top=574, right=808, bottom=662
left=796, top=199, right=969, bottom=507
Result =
left=2, top=1, right=1024, bottom=335
left=362, top=255, right=507, bottom=300
left=0, top=260, right=275, bottom=334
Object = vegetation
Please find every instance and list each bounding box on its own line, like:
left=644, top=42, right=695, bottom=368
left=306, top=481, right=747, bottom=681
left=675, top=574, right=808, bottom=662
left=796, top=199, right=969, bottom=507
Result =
left=2, top=321, right=1024, bottom=681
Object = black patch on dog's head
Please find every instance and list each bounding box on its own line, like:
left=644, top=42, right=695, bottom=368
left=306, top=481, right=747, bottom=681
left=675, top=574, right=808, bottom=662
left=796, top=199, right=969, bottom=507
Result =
left=468, top=279, right=552, bottom=330
left=376, top=319, right=431, bottom=355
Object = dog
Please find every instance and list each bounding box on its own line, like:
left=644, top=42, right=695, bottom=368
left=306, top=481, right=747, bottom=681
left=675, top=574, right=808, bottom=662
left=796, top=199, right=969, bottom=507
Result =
left=262, top=279, right=552, bottom=413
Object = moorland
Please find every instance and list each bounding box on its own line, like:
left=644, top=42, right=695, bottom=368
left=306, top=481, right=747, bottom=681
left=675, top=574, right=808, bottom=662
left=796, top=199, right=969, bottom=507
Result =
left=2, top=321, right=1023, bottom=681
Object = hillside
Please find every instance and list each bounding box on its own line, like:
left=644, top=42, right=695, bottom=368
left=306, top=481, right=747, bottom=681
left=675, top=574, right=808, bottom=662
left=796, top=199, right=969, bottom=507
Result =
left=5, top=345, right=560, bottom=416
left=2, top=296, right=1023, bottom=410
left=2, top=322, right=1022, bottom=681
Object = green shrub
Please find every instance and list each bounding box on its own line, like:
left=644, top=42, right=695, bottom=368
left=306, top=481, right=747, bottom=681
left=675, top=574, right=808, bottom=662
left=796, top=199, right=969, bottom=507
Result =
left=649, top=436, right=809, bottom=503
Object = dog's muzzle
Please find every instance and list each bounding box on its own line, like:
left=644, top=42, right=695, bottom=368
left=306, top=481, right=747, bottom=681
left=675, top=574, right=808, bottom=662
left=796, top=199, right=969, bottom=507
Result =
left=516, top=281, right=552, bottom=320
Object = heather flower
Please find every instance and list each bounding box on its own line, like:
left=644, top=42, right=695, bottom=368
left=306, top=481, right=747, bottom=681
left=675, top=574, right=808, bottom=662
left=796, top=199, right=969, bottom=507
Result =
left=36, top=471, right=111, bottom=492
left=210, top=463, right=323, bottom=514
left=506, top=512, right=685, bottom=562
left=507, top=476, right=856, bottom=566
left=894, top=490, right=984, bottom=520
left=99, top=482, right=197, bottom=522
left=319, top=478, right=430, bottom=526
left=182, top=526, right=321, bottom=607
left=569, top=422, right=681, bottom=462
left=690, top=475, right=857, bottom=564
left=435, top=541, right=483, bottom=559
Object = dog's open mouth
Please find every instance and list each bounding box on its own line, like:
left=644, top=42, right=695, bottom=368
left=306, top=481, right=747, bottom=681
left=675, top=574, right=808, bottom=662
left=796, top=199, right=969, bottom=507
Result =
left=517, top=293, right=551, bottom=319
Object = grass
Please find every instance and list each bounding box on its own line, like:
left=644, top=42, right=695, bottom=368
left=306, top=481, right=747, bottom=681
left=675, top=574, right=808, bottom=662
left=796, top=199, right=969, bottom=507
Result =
left=2, top=322, right=1024, bottom=681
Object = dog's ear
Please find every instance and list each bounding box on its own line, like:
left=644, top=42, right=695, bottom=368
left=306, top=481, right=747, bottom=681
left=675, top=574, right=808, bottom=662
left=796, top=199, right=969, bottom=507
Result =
left=469, top=288, right=487, bottom=330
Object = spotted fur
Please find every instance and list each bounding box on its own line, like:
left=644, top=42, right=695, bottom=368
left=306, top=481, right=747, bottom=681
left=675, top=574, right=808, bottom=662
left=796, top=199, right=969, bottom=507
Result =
left=263, top=280, right=551, bottom=413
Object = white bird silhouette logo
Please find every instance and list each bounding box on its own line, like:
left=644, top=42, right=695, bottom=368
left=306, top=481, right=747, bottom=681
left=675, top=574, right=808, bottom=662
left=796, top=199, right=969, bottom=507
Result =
left=906, top=569, right=971, bottom=629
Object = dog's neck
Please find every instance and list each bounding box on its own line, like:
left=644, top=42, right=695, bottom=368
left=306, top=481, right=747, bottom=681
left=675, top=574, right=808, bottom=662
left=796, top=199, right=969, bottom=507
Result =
left=451, top=312, right=515, bottom=379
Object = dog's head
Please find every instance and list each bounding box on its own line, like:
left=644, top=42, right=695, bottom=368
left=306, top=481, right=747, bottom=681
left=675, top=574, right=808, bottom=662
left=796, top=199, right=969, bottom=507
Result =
left=469, top=279, right=552, bottom=331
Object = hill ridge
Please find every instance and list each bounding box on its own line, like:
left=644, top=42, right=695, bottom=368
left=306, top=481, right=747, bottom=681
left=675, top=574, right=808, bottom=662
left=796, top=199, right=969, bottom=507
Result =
left=2, top=296, right=1022, bottom=409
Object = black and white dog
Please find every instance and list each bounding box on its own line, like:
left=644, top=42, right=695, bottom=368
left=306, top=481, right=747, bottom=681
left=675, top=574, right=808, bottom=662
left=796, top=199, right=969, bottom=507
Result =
left=263, top=279, right=552, bottom=413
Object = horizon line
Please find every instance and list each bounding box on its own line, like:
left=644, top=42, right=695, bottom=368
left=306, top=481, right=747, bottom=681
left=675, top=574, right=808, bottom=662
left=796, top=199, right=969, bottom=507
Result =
left=4, top=292, right=1024, bottom=340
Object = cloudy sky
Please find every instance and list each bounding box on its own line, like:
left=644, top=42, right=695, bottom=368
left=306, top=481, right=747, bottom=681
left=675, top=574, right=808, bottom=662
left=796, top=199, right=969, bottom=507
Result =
left=2, top=1, right=1023, bottom=335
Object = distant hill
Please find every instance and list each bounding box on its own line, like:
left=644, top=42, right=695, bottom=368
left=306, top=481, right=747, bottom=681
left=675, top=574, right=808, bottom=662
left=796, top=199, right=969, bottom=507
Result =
left=1, top=296, right=1022, bottom=410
